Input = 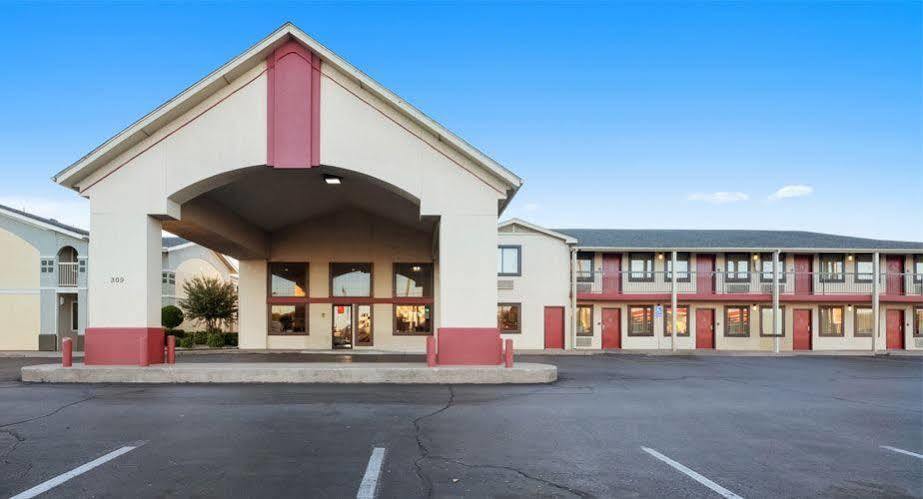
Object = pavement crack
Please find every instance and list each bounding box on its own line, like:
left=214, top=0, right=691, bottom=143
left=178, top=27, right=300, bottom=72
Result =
left=0, top=391, right=96, bottom=429
left=412, top=385, right=455, bottom=498
left=427, top=455, right=595, bottom=498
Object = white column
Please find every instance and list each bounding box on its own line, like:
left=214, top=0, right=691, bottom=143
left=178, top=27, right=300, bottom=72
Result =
left=238, top=259, right=268, bottom=349
left=437, top=214, right=497, bottom=327
left=670, top=251, right=678, bottom=352
left=872, top=252, right=880, bottom=354
left=570, top=248, right=578, bottom=350
left=773, top=250, right=781, bottom=353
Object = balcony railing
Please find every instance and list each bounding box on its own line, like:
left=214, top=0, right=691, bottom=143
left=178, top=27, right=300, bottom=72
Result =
left=58, top=262, right=78, bottom=287
left=577, top=270, right=923, bottom=297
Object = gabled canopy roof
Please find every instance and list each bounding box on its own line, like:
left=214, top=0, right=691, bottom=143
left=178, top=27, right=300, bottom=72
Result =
left=53, top=23, right=522, bottom=199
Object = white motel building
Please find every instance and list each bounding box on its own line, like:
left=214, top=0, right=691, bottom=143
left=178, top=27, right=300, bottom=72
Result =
left=3, top=24, right=921, bottom=363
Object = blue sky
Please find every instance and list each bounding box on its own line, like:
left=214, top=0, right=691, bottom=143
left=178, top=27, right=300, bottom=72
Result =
left=1, top=2, right=920, bottom=240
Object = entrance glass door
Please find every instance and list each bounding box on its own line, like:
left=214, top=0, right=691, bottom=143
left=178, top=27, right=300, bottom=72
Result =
left=333, top=304, right=373, bottom=349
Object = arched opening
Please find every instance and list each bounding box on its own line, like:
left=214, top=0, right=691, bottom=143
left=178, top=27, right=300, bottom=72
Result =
left=56, top=246, right=79, bottom=287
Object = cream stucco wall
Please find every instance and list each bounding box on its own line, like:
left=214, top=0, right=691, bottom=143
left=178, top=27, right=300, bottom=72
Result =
left=0, top=227, right=41, bottom=349
left=497, top=225, right=573, bottom=349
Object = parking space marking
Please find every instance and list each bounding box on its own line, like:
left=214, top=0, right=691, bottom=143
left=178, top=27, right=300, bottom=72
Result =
left=641, top=447, right=743, bottom=499
left=10, top=441, right=146, bottom=499
left=356, top=447, right=387, bottom=499
left=881, top=445, right=923, bottom=459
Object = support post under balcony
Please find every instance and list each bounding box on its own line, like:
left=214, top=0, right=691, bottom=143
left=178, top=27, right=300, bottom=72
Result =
left=671, top=251, right=677, bottom=352
left=772, top=250, right=781, bottom=353
left=872, top=252, right=880, bottom=354
left=570, top=248, right=577, bottom=350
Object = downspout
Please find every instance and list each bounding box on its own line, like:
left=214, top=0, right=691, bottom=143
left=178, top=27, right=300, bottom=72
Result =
left=872, top=252, right=880, bottom=355
left=773, top=249, right=781, bottom=354
left=671, top=251, right=677, bottom=352
left=570, top=247, right=578, bottom=350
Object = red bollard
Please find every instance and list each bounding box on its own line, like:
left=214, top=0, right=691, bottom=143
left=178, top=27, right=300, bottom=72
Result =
left=62, top=337, right=73, bottom=368
left=167, top=335, right=176, bottom=364
left=139, top=337, right=149, bottom=367
left=504, top=339, right=514, bottom=368
left=426, top=336, right=437, bottom=367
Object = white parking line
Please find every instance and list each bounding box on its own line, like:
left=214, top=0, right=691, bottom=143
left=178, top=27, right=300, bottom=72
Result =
left=881, top=445, right=923, bottom=459
left=356, top=447, right=387, bottom=499
left=641, top=447, right=744, bottom=499
left=10, top=441, right=146, bottom=499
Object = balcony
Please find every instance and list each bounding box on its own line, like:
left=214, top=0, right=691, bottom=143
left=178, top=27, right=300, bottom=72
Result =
left=576, top=270, right=923, bottom=301
left=58, top=262, right=78, bottom=287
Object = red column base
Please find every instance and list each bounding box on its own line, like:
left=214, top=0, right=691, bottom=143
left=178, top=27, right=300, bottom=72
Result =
left=84, top=328, right=165, bottom=366
left=436, top=327, right=502, bottom=365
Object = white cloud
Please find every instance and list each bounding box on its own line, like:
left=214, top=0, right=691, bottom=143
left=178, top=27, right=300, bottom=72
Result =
left=686, top=191, right=750, bottom=204
left=769, top=184, right=814, bottom=200
left=0, top=196, right=89, bottom=230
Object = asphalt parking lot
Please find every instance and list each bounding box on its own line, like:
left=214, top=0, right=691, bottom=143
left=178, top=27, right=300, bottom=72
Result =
left=1, top=354, right=921, bottom=498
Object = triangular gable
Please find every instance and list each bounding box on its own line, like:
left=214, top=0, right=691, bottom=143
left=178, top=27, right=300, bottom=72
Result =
left=498, top=218, right=577, bottom=244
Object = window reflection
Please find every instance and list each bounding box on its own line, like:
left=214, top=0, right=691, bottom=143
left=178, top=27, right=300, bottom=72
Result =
left=270, top=263, right=307, bottom=297
left=270, top=304, right=306, bottom=334
left=331, top=263, right=372, bottom=297
left=395, top=305, right=432, bottom=334
left=394, top=263, right=433, bottom=297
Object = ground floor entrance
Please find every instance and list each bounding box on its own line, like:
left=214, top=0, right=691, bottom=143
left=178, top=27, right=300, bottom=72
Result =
left=794, top=309, right=812, bottom=350
left=695, top=308, right=714, bottom=349
left=332, top=304, right=373, bottom=349
left=886, top=309, right=904, bottom=350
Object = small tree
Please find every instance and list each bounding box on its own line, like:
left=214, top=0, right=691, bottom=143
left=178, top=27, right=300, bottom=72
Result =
left=161, top=305, right=184, bottom=331
left=178, top=276, right=238, bottom=333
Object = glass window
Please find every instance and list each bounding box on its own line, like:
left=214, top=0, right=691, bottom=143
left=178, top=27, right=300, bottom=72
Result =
left=629, top=253, right=654, bottom=281
left=395, top=305, right=433, bottom=335
left=855, top=255, right=874, bottom=283
left=665, top=254, right=690, bottom=282
left=664, top=305, right=689, bottom=336
left=497, top=303, right=521, bottom=333
left=820, top=306, right=845, bottom=336
left=498, top=246, right=521, bottom=276
left=576, top=253, right=594, bottom=282
left=914, top=256, right=923, bottom=283
left=628, top=305, right=654, bottom=336
left=725, top=254, right=750, bottom=282
left=270, top=263, right=307, bottom=297
left=269, top=304, right=306, bottom=334
left=577, top=305, right=593, bottom=336
left=854, top=307, right=873, bottom=337
left=355, top=305, right=373, bottom=346
left=725, top=306, right=750, bottom=336
left=915, top=308, right=923, bottom=337
left=330, top=263, right=371, bottom=297
left=819, top=255, right=845, bottom=283
left=71, top=302, right=79, bottom=331
left=394, top=263, right=433, bottom=297
left=759, top=254, right=787, bottom=282
left=760, top=306, right=784, bottom=336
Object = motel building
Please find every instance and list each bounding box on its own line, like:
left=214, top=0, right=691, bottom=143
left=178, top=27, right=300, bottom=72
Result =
left=46, top=24, right=922, bottom=365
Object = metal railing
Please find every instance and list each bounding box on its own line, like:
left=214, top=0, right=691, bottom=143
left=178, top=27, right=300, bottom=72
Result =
left=58, top=262, right=78, bottom=287
left=576, top=270, right=923, bottom=297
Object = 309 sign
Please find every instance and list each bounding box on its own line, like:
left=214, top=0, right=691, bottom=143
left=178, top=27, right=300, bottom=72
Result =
left=110, top=277, right=125, bottom=284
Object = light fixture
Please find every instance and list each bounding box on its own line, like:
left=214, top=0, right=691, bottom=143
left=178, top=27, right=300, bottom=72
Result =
left=412, top=265, right=422, bottom=272
left=847, top=254, right=854, bottom=262
left=323, top=174, right=342, bottom=185
left=847, top=304, right=853, bottom=312
left=658, top=253, right=665, bottom=260
left=753, top=254, right=760, bottom=261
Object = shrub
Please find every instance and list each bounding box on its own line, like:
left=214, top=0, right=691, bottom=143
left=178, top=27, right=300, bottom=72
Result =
left=177, top=336, right=194, bottom=349
left=193, top=331, right=208, bottom=345
left=178, top=277, right=238, bottom=333
left=161, top=305, right=185, bottom=331
left=223, top=333, right=238, bottom=347
left=206, top=332, right=225, bottom=348
left=170, top=329, right=186, bottom=339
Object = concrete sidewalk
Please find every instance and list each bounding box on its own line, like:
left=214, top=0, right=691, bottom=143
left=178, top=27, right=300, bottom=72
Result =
left=21, top=362, right=557, bottom=384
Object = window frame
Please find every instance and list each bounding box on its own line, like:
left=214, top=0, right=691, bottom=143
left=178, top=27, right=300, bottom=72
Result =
left=71, top=300, right=79, bottom=331
left=268, top=262, right=308, bottom=298
left=914, top=255, right=923, bottom=283
left=497, top=245, right=522, bottom=277
left=725, top=254, right=751, bottom=283
left=819, top=305, right=845, bottom=337
left=759, top=305, right=785, bottom=337
left=576, top=252, right=595, bottom=283
left=664, top=305, right=690, bottom=337
left=628, top=253, right=655, bottom=283
left=576, top=305, right=594, bottom=336
left=854, top=254, right=874, bottom=283
left=819, top=254, right=846, bottom=283
left=268, top=303, right=309, bottom=335
left=913, top=307, right=923, bottom=338
left=759, top=253, right=787, bottom=283
left=665, top=253, right=691, bottom=283
left=627, top=305, right=655, bottom=337
left=393, top=304, right=434, bottom=336
left=330, top=262, right=373, bottom=298
left=853, top=306, right=874, bottom=337
left=724, top=305, right=751, bottom=337
left=393, top=263, right=434, bottom=298
left=497, top=302, right=522, bottom=334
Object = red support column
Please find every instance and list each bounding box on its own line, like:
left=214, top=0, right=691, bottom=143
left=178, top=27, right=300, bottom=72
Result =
left=62, top=338, right=73, bottom=368
left=167, top=335, right=176, bottom=364
left=426, top=336, right=437, bottom=367
left=504, top=339, right=514, bottom=368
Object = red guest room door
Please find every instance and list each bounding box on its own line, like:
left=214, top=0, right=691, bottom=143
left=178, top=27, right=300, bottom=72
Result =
left=886, top=310, right=905, bottom=350
left=602, top=254, right=621, bottom=295
left=602, top=307, right=621, bottom=349
left=793, top=309, right=812, bottom=350
left=695, top=308, right=715, bottom=349
left=696, top=255, right=715, bottom=294
left=886, top=256, right=905, bottom=296
left=794, top=256, right=813, bottom=295
left=544, top=306, right=565, bottom=349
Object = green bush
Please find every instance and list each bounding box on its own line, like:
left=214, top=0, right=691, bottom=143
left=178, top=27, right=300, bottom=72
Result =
left=161, top=305, right=184, bottom=331
left=177, top=336, right=194, bottom=349
left=179, top=277, right=238, bottom=333
left=193, top=331, right=208, bottom=345
left=206, top=332, right=225, bottom=348
left=223, top=333, right=238, bottom=347
left=170, top=329, right=186, bottom=339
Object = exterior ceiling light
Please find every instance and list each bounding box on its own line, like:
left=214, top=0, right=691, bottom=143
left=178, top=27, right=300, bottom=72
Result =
left=323, top=174, right=342, bottom=185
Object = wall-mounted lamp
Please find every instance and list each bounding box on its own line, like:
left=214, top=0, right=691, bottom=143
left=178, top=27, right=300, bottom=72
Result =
left=323, top=174, right=342, bottom=185
left=753, top=254, right=760, bottom=261
left=657, top=253, right=665, bottom=260
left=847, top=254, right=854, bottom=262
left=847, top=304, right=853, bottom=312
